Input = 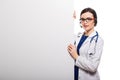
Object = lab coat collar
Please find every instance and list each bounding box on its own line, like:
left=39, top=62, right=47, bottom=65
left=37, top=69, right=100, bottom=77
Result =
left=76, top=30, right=98, bottom=46
left=88, top=30, right=97, bottom=38
left=77, top=30, right=97, bottom=39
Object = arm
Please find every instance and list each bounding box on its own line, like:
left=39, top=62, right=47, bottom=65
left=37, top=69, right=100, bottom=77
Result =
left=75, top=37, right=104, bottom=73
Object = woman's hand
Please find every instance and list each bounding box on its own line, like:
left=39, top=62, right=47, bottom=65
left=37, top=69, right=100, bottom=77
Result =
left=73, top=10, right=76, bottom=19
left=67, top=44, right=78, bottom=60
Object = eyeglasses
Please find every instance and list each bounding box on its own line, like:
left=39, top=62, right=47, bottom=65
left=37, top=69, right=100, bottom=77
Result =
left=80, top=17, right=94, bottom=23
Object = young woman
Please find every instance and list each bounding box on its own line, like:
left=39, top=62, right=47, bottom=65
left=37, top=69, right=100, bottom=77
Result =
left=67, top=7, right=104, bottom=80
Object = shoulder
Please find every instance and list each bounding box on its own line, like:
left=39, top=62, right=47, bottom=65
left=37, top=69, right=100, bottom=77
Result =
left=74, top=32, right=83, bottom=45
left=74, top=32, right=83, bottom=40
left=77, top=32, right=83, bottom=37
left=97, top=34, right=104, bottom=45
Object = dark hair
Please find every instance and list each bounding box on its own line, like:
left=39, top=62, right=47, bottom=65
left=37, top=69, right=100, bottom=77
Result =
left=80, top=7, right=97, bottom=26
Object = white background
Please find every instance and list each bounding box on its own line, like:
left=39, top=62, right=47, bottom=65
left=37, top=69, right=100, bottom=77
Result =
left=0, top=0, right=74, bottom=80
left=74, top=0, right=120, bottom=80
left=0, top=0, right=120, bottom=80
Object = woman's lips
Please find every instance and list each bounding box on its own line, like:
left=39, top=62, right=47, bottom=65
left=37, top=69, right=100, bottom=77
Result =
left=84, top=25, right=89, bottom=28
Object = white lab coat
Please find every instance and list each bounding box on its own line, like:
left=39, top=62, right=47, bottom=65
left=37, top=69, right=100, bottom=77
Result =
left=74, top=30, right=104, bottom=80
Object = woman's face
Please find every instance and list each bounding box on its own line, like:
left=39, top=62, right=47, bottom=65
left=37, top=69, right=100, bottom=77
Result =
left=80, top=12, right=95, bottom=32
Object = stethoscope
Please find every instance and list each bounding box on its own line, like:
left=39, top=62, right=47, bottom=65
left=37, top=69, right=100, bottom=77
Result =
left=74, top=31, right=99, bottom=55
left=74, top=31, right=99, bottom=47
left=90, top=31, right=98, bottom=43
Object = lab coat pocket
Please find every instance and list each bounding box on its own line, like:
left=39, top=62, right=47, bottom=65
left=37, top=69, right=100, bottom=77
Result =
left=87, top=44, right=96, bottom=58
left=88, top=49, right=95, bottom=58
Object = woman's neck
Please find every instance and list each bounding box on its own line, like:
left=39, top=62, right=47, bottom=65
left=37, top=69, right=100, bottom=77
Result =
left=84, top=29, right=94, bottom=36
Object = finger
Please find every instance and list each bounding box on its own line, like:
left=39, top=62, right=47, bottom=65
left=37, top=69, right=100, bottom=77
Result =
left=68, top=45, right=72, bottom=50
left=69, top=44, right=74, bottom=48
left=67, top=47, right=72, bottom=52
left=67, top=48, right=71, bottom=54
left=67, top=46, right=73, bottom=53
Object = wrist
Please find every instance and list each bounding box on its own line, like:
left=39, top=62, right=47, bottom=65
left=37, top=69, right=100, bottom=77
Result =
left=74, top=53, right=78, bottom=60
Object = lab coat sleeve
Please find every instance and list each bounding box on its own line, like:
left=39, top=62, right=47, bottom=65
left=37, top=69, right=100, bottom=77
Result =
left=75, top=37, right=104, bottom=73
